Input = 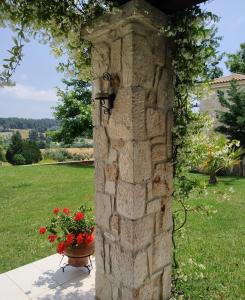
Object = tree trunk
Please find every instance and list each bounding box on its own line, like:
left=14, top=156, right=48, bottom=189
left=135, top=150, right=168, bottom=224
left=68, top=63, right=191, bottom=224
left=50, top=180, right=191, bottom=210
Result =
left=209, top=173, right=217, bottom=184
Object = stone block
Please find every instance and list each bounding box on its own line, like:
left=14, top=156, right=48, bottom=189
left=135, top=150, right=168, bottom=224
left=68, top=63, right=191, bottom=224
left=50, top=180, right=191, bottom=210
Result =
left=146, top=198, right=162, bottom=214
left=107, top=87, right=146, bottom=141
left=148, top=232, right=172, bottom=275
left=95, top=192, right=112, bottom=230
left=110, top=244, right=148, bottom=288
left=162, top=264, right=172, bottom=300
left=122, top=31, right=154, bottom=89
left=117, top=181, right=146, bottom=219
left=105, top=163, right=118, bottom=181
left=166, top=110, right=174, bottom=160
left=120, top=214, right=154, bottom=250
left=94, top=160, right=105, bottom=193
left=92, top=42, right=110, bottom=79
left=152, top=163, right=173, bottom=198
left=110, top=214, right=120, bottom=235
left=146, top=108, right=166, bottom=138
left=111, top=38, right=122, bottom=74
left=104, top=242, right=111, bottom=274
left=95, top=228, right=104, bottom=274
left=105, top=180, right=116, bottom=195
left=152, top=143, right=167, bottom=163
left=93, top=127, right=109, bottom=160
left=95, top=272, right=112, bottom=300
left=119, top=141, right=151, bottom=184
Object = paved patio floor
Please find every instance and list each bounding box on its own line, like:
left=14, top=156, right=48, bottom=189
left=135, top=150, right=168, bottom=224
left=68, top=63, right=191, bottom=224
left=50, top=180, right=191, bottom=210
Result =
left=0, top=254, right=95, bottom=300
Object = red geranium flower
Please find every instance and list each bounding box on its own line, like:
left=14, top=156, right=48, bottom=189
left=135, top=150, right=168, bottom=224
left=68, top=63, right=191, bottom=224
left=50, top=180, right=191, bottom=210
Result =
left=85, top=233, right=94, bottom=244
left=57, top=241, right=66, bottom=254
left=66, top=233, right=74, bottom=246
left=74, top=211, right=84, bottom=221
left=63, top=208, right=70, bottom=215
left=39, top=227, right=46, bottom=234
left=76, top=233, right=84, bottom=245
left=48, top=234, right=57, bottom=243
left=53, top=207, right=59, bottom=215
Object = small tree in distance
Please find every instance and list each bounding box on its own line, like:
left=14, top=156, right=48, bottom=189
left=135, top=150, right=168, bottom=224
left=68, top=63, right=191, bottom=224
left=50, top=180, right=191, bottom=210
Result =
left=216, top=80, right=245, bottom=149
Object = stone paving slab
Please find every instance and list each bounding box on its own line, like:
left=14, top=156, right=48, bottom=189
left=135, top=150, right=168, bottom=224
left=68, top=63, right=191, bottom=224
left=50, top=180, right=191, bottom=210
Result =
left=0, top=254, right=95, bottom=300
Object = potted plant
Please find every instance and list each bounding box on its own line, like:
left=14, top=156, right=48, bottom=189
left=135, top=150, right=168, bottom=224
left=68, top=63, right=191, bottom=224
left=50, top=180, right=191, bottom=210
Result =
left=39, top=204, right=95, bottom=267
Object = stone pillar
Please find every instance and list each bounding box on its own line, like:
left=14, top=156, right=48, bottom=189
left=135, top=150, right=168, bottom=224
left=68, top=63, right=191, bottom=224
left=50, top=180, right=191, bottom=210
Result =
left=84, top=0, right=174, bottom=299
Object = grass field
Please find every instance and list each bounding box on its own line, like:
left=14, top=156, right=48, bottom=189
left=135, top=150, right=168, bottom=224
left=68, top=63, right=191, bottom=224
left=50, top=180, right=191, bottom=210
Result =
left=0, top=164, right=94, bottom=273
left=0, top=165, right=244, bottom=299
left=175, top=174, right=245, bottom=299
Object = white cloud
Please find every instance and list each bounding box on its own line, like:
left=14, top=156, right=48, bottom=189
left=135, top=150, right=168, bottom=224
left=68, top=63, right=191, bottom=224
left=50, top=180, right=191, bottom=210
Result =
left=0, top=83, right=57, bottom=102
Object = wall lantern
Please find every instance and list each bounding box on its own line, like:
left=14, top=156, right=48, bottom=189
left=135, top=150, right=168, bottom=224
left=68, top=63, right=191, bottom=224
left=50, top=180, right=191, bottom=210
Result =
left=93, top=72, right=119, bottom=115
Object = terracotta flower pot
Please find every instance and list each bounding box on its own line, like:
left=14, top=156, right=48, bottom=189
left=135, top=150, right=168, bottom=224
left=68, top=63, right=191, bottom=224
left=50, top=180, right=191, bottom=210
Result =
left=64, top=241, right=95, bottom=267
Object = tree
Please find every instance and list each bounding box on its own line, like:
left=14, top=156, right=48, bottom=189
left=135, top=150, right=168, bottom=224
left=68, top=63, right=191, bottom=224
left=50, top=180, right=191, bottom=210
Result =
left=22, top=140, right=42, bottom=164
left=28, top=129, right=39, bottom=142
left=6, top=131, right=42, bottom=165
left=216, top=80, right=245, bottom=148
left=6, top=131, right=23, bottom=164
left=53, top=78, right=92, bottom=144
left=199, top=135, right=243, bottom=184
left=226, top=43, right=245, bottom=74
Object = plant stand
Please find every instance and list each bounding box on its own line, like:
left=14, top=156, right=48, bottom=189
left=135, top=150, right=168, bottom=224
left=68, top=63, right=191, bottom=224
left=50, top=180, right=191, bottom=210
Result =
left=59, top=254, right=93, bottom=274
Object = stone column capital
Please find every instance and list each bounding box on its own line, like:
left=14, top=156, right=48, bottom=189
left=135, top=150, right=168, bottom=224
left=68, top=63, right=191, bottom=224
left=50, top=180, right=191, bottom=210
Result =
left=83, top=0, right=167, bottom=43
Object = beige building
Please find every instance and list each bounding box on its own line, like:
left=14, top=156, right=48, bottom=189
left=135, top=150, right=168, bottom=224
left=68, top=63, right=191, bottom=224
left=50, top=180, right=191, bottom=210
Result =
left=200, top=73, right=245, bottom=124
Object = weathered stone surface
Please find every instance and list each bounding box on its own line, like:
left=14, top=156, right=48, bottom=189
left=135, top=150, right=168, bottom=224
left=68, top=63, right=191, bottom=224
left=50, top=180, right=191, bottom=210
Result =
left=151, top=163, right=173, bottom=198
left=146, top=198, right=162, bottom=214
left=119, top=141, right=151, bottom=184
left=146, top=108, right=166, bottom=138
left=92, top=43, right=110, bottom=78
left=95, top=192, right=112, bottom=230
left=122, top=31, right=154, bottom=89
left=111, top=138, right=125, bottom=150
left=148, top=232, right=172, bottom=275
left=153, top=35, right=166, bottom=67
left=107, top=87, right=146, bottom=141
left=111, top=244, right=148, bottom=288
left=108, top=148, right=118, bottom=164
left=162, top=264, right=172, bottom=300
left=104, top=242, right=111, bottom=274
left=120, top=214, right=154, bottom=250
left=162, top=199, right=173, bottom=233
left=93, top=127, right=109, bottom=160
left=110, top=213, right=120, bottom=235
left=157, top=68, right=169, bottom=109
left=111, top=38, right=122, bottom=74
left=95, top=228, right=104, bottom=274
left=152, top=143, right=167, bottom=163
left=105, top=180, right=116, bottom=195
left=166, top=109, right=174, bottom=160
left=117, top=181, right=146, bottom=219
left=95, top=272, right=112, bottom=300
left=94, top=160, right=105, bottom=193
left=105, top=163, right=118, bottom=181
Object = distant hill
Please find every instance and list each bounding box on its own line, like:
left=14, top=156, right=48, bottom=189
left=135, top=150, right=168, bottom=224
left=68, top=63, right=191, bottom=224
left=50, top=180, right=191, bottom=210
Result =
left=0, top=118, right=59, bottom=132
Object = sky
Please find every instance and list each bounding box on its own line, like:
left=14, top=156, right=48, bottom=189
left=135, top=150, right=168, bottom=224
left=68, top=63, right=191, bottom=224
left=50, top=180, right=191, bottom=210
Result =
left=0, top=0, right=244, bottom=119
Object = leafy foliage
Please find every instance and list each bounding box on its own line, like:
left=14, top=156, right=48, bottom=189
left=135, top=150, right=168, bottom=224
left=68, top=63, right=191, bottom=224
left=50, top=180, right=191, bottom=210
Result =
left=199, top=134, right=243, bottom=184
left=216, top=80, right=245, bottom=148
left=53, top=78, right=92, bottom=143
left=226, top=42, right=245, bottom=74
left=6, top=131, right=42, bottom=165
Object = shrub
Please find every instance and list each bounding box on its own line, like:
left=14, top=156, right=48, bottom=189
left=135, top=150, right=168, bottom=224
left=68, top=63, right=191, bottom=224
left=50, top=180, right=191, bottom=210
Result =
left=13, top=154, right=25, bottom=165
left=22, top=140, right=42, bottom=164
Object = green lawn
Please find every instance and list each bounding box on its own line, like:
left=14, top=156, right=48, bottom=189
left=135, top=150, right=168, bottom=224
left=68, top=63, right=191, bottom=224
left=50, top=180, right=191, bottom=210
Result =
left=175, top=174, right=245, bottom=299
left=0, top=165, right=244, bottom=299
left=0, top=164, right=94, bottom=273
